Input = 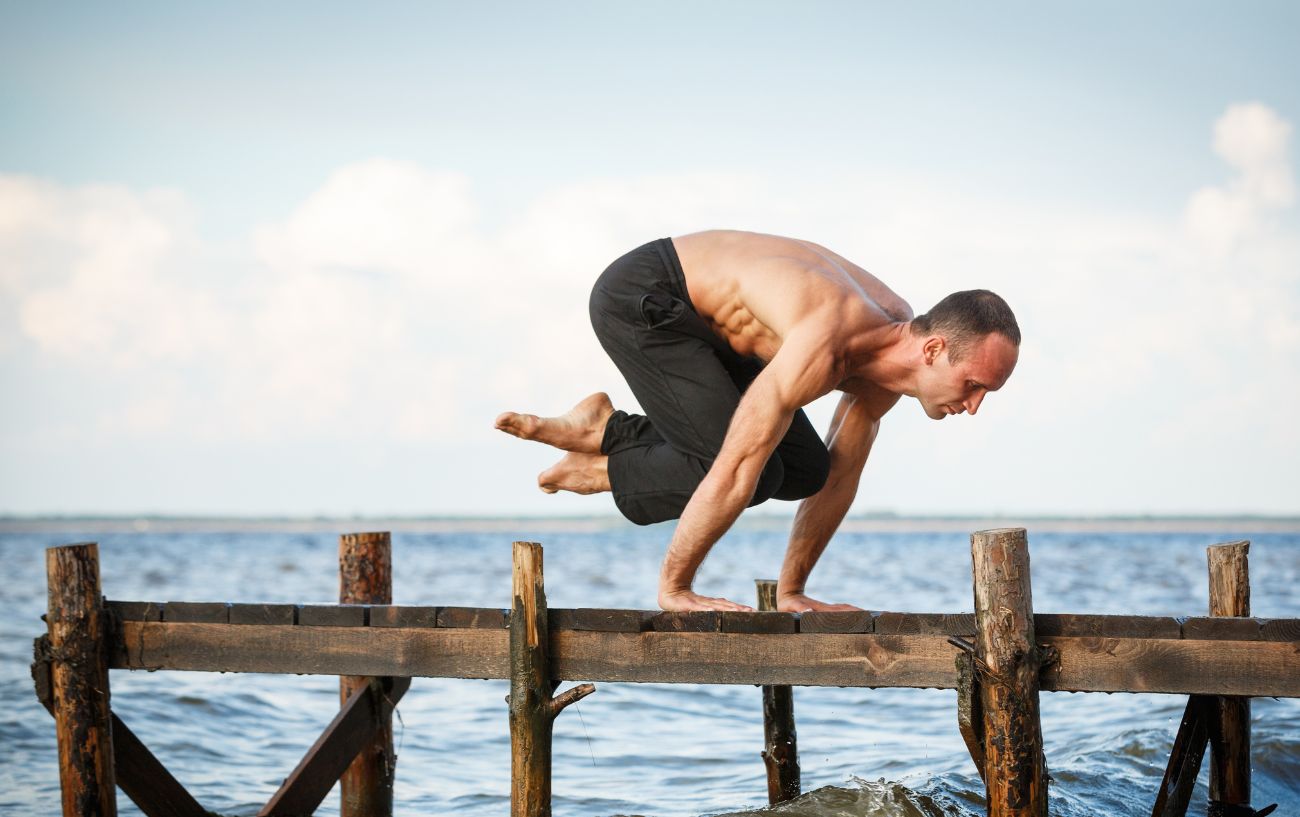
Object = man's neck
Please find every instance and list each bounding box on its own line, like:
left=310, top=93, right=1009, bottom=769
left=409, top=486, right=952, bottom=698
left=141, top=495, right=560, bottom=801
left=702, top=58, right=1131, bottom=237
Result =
left=846, top=321, right=921, bottom=397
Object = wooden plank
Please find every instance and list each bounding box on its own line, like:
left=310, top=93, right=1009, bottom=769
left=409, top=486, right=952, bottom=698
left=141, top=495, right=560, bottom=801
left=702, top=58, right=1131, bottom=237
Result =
left=229, top=604, right=296, bottom=625
left=549, top=608, right=654, bottom=632
left=1181, top=616, right=1261, bottom=641
left=651, top=611, right=720, bottom=632
left=111, top=622, right=1300, bottom=697
left=875, top=611, right=976, bottom=636
left=437, top=607, right=508, bottom=629
left=1039, top=636, right=1298, bottom=697
left=369, top=605, right=439, bottom=628
left=1261, top=618, right=1300, bottom=642
left=259, top=676, right=411, bottom=817
left=720, top=611, right=798, bottom=634
left=298, top=605, right=367, bottom=627
left=165, top=602, right=230, bottom=623
left=1035, top=613, right=1182, bottom=639
left=106, top=601, right=164, bottom=622
left=798, top=610, right=875, bottom=633
left=553, top=631, right=962, bottom=687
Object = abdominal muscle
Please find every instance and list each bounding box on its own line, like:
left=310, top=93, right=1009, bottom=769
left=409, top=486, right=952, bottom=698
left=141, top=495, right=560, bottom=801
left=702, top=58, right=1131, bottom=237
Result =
left=673, top=230, right=893, bottom=363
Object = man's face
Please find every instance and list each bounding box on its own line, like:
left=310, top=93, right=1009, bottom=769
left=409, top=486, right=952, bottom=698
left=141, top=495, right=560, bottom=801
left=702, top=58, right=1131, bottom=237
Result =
left=916, top=333, right=1019, bottom=420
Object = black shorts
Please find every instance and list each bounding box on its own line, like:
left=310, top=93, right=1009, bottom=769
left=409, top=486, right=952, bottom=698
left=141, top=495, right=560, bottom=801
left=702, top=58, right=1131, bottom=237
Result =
left=588, top=238, right=830, bottom=525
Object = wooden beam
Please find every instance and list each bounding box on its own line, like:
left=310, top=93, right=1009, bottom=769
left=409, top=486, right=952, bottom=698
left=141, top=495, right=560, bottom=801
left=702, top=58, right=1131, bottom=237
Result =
left=971, top=527, right=1047, bottom=816
left=106, top=600, right=1296, bottom=642
left=1206, top=541, right=1252, bottom=810
left=258, top=676, right=411, bottom=817
left=755, top=580, right=799, bottom=805
left=47, top=542, right=117, bottom=817
left=509, top=541, right=594, bottom=817
left=111, top=621, right=1300, bottom=697
left=339, top=531, right=395, bottom=817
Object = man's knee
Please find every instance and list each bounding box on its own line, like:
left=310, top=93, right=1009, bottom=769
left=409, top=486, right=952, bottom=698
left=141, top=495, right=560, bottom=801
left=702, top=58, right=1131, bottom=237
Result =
left=772, top=446, right=830, bottom=501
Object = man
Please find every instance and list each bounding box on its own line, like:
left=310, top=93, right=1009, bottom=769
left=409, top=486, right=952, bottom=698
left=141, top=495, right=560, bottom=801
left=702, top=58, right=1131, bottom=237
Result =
left=496, top=230, right=1020, bottom=613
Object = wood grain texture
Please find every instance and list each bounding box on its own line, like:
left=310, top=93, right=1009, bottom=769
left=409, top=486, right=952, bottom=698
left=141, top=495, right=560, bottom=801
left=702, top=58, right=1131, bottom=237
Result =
left=369, top=605, right=439, bottom=628
left=1206, top=541, right=1251, bottom=808
left=228, top=604, right=297, bottom=625
left=798, top=610, right=875, bottom=633
left=164, top=602, right=229, bottom=623
left=300, top=604, right=368, bottom=627
left=755, top=580, right=799, bottom=805
left=47, top=542, right=117, bottom=817
left=110, top=622, right=1300, bottom=696
left=971, top=527, right=1046, bottom=817
left=510, top=541, right=552, bottom=817
left=339, top=531, right=395, bottom=817
left=439, top=607, right=509, bottom=629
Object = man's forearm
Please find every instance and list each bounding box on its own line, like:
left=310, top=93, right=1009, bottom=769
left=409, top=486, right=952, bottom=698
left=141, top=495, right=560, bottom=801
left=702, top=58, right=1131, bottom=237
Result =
left=778, top=473, right=859, bottom=597
left=659, top=467, right=756, bottom=594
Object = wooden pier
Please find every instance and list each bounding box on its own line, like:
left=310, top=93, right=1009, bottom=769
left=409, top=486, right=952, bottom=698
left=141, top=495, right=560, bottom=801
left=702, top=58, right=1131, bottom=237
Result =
left=31, top=529, right=1295, bottom=816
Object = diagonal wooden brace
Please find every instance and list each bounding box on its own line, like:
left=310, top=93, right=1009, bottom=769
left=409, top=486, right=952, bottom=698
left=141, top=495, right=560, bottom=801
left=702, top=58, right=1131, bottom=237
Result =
left=260, top=675, right=411, bottom=817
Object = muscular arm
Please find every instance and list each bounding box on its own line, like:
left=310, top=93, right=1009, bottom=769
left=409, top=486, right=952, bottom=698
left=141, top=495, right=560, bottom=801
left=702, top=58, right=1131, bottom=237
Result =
left=658, top=332, right=834, bottom=612
left=777, top=391, right=884, bottom=612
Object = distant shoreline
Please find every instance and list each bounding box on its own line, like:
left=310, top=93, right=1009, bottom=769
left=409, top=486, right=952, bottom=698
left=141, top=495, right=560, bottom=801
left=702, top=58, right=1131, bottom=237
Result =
left=3, top=514, right=1299, bottom=534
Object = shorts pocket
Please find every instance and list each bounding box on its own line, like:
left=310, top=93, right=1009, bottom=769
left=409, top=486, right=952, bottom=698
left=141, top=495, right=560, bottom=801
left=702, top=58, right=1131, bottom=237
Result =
left=638, top=292, right=688, bottom=329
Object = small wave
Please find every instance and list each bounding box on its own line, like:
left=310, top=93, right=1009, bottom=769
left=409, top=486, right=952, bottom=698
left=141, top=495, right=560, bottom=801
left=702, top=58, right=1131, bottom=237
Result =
left=710, top=777, right=978, bottom=817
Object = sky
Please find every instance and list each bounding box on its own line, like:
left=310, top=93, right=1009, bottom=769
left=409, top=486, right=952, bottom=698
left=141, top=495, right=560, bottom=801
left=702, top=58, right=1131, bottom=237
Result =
left=1, top=2, right=1298, bottom=517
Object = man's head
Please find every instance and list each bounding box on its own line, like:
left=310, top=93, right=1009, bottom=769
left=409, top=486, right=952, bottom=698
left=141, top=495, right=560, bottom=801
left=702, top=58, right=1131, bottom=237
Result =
left=909, top=290, right=1020, bottom=420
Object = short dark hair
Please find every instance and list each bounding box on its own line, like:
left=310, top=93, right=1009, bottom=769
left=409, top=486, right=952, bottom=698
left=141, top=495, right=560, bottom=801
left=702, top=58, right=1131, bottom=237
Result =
left=909, top=290, right=1020, bottom=362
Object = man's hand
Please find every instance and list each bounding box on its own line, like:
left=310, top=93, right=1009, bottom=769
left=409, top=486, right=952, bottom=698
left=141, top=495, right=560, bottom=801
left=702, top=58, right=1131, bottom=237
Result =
left=776, top=592, right=864, bottom=613
left=659, top=588, right=754, bottom=612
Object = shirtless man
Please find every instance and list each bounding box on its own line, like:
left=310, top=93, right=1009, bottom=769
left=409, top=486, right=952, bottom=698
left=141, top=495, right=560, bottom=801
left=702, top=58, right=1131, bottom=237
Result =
left=496, top=230, right=1020, bottom=613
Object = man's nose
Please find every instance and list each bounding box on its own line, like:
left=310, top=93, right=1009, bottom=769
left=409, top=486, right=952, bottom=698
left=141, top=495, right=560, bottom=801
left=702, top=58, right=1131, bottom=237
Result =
left=965, top=390, right=985, bottom=416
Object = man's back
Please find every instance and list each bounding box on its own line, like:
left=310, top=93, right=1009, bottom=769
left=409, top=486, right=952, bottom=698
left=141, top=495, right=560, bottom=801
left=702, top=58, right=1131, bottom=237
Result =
left=672, top=230, right=914, bottom=364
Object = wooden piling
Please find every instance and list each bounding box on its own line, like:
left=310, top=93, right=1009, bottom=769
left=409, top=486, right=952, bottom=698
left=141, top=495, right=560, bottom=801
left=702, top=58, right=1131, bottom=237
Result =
left=971, top=528, right=1047, bottom=817
left=509, top=541, right=595, bottom=817
left=1206, top=541, right=1251, bottom=810
left=755, top=579, right=800, bottom=804
left=339, top=532, right=396, bottom=817
left=46, top=542, right=117, bottom=817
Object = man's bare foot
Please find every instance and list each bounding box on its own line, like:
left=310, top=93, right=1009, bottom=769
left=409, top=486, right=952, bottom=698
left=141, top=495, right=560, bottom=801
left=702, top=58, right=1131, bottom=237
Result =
left=658, top=588, right=754, bottom=612
left=495, top=392, right=615, bottom=454
left=776, top=593, right=865, bottom=614
left=538, top=452, right=611, bottom=495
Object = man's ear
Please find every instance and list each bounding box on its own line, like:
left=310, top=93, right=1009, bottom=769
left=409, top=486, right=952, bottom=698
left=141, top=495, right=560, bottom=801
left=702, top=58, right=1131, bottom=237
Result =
left=922, top=336, right=946, bottom=365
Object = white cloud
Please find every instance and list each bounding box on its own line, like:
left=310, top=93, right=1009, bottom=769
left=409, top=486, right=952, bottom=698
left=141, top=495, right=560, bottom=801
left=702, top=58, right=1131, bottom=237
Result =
left=1185, top=102, right=1295, bottom=255
left=2, top=102, right=1297, bottom=513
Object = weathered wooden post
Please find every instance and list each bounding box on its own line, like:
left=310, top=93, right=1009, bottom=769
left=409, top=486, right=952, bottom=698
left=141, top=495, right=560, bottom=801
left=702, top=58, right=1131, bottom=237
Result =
left=755, top=579, right=800, bottom=804
left=509, top=541, right=595, bottom=817
left=971, top=528, right=1047, bottom=817
left=1206, top=541, right=1251, bottom=812
left=46, top=542, right=117, bottom=817
left=339, top=531, right=396, bottom=817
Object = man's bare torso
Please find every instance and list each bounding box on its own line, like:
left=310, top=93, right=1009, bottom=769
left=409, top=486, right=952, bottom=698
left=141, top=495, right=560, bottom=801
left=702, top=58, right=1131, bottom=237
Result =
left=673, top=229, right=913, bottom=411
